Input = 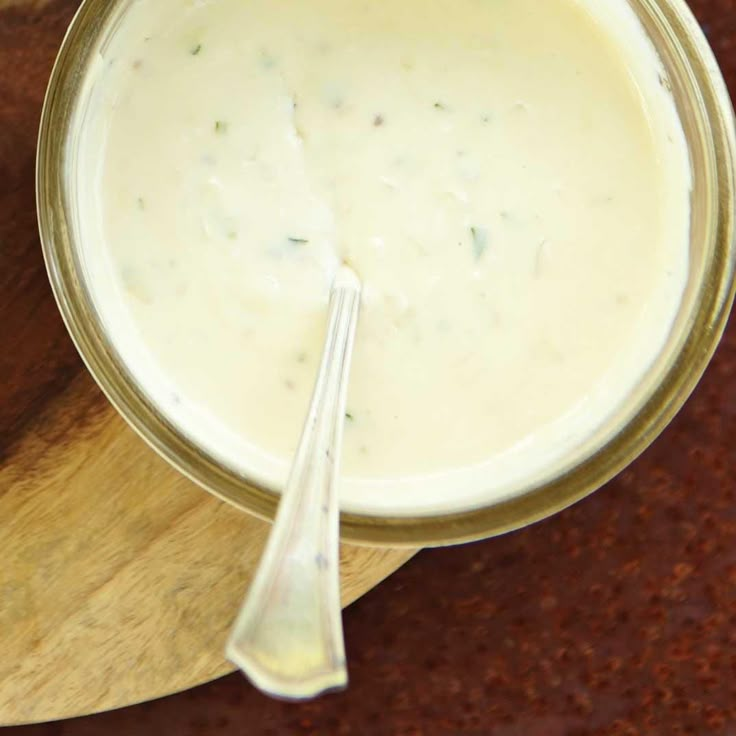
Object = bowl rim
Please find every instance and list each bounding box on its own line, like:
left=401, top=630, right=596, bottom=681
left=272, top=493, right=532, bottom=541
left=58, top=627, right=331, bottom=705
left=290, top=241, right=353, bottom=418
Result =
left=37, top=0, right=736, bottom=547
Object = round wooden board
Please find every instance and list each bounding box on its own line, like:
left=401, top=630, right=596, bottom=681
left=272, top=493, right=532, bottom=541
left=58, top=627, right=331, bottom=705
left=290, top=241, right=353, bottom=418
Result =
left=0, top=0, right=415, bottom=724
left=0, top=372, right=415, bottom=726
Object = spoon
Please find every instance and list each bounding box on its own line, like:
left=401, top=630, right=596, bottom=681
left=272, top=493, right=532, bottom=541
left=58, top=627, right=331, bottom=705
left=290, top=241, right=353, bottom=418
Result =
left=226, top=264, right=362, bottom=699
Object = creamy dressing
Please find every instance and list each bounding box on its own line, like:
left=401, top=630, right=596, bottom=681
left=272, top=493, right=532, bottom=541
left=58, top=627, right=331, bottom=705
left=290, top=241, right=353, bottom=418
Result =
left=73, top=0, right=691, bottom=515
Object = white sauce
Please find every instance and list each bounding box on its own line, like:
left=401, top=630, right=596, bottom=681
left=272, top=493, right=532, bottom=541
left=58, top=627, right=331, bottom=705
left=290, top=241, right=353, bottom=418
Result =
left=73, top=0, right=691, bottom=515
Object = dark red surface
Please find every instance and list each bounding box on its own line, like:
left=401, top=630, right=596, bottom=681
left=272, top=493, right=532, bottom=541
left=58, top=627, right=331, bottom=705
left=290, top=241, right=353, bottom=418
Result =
left=3, top=0, right=736, bottom=733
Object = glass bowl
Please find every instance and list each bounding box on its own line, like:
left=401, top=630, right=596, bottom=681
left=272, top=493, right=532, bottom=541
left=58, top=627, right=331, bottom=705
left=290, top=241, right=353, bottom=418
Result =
left=37, top=0, right=736, bottom=546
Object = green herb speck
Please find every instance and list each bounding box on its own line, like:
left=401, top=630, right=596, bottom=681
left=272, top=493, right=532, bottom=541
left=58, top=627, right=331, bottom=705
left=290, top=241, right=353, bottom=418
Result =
left=288, top=237, right=309, bottom=245
left=434, top=101, right=446, bottom=110
left=214, top=120, right=228, bottom=134
left=471, top=227, right=489, bottom=260
left=190, top=43, right=202, bottom=56
left=260, top=49, right=277, bottom=69
left=345, top=412, right=354, bottom=421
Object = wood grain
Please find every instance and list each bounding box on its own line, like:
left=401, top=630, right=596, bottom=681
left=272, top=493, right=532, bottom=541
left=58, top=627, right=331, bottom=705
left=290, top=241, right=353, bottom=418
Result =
left=0, top=0, right=414, bottom=725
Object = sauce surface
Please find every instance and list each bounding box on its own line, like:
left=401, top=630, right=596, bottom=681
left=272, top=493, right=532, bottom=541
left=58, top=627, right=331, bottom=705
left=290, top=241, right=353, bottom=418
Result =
left=75, top=0, right=691, bottom=514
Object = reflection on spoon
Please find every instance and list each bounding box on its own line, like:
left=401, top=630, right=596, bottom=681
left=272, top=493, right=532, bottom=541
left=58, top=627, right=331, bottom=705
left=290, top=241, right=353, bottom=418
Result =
left=226, top=264, right=362, bottom=699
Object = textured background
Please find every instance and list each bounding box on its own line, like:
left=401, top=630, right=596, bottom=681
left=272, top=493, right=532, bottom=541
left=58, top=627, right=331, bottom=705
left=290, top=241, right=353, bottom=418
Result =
left=2, top=0, right=736, bottom=733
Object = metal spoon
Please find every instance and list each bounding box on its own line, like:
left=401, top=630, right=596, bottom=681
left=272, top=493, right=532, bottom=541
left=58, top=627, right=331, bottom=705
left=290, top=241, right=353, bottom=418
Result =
left=226, top=264, right=362, bottom=700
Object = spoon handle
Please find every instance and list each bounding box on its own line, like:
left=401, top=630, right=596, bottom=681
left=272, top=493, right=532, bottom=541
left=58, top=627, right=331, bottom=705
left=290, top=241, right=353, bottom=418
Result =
left=226, top=266, right=361, bottom=700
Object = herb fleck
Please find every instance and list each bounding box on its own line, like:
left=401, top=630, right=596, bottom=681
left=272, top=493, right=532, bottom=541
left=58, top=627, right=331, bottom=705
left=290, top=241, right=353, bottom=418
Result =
left=471, top=227, right=489, bottom=260
left=190, top=43, right=202, bottom=56
left=373, top=115, right=384, bottom=127
left=259, top=49, right=277, bottom=69
left=287, top=237, right=309, bottom=245
left=345, top=412, right=354, bottom=421
left=434, top=101, right=446, bottom=110
left=214, top=120, right=228, bottom=134
left=534, top=239, right=548, bottom=276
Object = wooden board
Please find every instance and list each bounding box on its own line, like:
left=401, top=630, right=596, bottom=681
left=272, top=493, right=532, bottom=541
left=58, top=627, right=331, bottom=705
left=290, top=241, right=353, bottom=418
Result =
left=0, top=376, right=416, bottom=726
left=0, top=0, right=415, bottom=724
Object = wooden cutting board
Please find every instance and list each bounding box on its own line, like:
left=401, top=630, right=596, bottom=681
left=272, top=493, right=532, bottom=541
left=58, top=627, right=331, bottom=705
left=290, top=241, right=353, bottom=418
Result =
left=0, top=0, right=415, bottom=725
